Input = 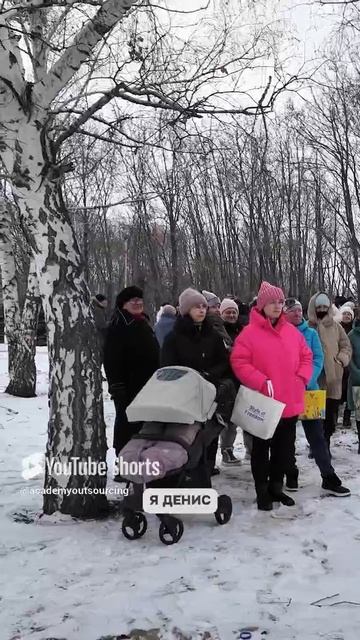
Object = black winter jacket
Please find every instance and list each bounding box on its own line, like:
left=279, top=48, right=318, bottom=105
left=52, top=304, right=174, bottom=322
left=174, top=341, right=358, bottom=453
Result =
left=161, top=315, right=230, bottom=387
left=104, top=309, right=160, bottom=403
left=223, top=320, right=243, bottom=345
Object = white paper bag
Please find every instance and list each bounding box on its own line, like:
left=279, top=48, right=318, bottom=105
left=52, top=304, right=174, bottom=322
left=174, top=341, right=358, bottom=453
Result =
left=230, top=382, right=285, bottom=440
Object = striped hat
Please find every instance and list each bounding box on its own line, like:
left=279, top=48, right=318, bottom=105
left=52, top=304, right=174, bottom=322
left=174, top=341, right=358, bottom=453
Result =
left=284, top=298, right=302, bottom=313
left=256, top=282, right=285, bottom=312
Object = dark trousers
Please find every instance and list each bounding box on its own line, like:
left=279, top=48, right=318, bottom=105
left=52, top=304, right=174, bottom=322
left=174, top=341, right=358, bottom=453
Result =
left=286, top=419, right=335, bottom=480
left=207, top=435, right=219, bottom=472
left=324, top=398, right=341, bottom=444
left=113, top=401, right=142, bottom=456
left=251, top=417, right=297, bottom=487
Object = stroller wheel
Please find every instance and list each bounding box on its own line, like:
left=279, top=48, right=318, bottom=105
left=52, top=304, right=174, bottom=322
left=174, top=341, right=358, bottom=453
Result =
left=215, top=494, right=232, bottom=525
left=159, top=517, right=184, bottom=545
left=122, top=512, right=147, bottom=540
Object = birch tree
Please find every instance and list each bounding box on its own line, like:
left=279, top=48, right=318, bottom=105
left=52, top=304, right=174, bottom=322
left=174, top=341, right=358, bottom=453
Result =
left=0, top=0, right=294, bottom=516
left=0, top=198, right=41, bottom=396
left=0, top=200, right=21, bottom=381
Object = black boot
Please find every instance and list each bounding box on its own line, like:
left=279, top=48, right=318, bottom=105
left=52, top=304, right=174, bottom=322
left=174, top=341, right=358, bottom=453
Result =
left=356, top=421, right=360, bottom=454
left=322, top=473, right=351, bottom=496
left=285, top=468, right=299, bottom=492
left=269, top=481, right=295, bottom=506
left=343, top=408, right=351, bottom=428
left=255, top=483, right=273, bottom=511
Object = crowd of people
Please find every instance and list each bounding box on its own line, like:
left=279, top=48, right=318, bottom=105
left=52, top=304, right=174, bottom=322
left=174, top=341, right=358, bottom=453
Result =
left=93, top=282, right=360, bottom=511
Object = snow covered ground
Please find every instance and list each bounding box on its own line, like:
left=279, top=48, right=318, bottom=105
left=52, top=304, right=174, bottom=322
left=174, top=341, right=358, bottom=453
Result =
left=1, top=347, right=360, bottom=640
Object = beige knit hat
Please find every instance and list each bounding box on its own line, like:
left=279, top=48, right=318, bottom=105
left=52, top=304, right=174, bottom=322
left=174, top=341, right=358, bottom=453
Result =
left=179, top=288, right=208, bottom=316
left=220, top=298, right=239, bottom=315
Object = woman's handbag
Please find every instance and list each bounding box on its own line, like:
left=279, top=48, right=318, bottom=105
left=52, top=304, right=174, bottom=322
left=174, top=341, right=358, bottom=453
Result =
left=299, top=390, right=326, bottom=421
left=230, top=382, right=285, bottom=440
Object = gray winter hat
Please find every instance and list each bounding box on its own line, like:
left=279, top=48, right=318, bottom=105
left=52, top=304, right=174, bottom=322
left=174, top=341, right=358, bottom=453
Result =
left=179, top=288, right=208, bottom=316
left=315, top=293, right=331, bottom=308
left=162, top=304, right=177, bottom=317
left=201, top=290, right=221, bottom=308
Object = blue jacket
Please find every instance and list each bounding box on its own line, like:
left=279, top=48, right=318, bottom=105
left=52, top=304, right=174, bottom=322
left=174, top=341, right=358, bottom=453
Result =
left=297, top=319, right=324, bottom=390
left=155, top=314, right=176, bottom=348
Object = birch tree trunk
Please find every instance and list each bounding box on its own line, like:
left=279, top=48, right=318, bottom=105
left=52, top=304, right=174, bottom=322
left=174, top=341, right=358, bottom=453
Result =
left=14, top=164, right=108, bottom=516
left=0, top=204, right=41, bottom=396
left=0, top=201, right=21, bottom=379
left=6, top=260, right=41, bottom=397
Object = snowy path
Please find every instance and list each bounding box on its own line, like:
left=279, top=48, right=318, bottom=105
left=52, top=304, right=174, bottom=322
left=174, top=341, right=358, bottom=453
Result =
left=1, top=348, right=360, bottom=639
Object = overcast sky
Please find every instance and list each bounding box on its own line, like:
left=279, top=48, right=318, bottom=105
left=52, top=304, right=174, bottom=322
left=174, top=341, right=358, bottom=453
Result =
left=159, top=0, right=343, bottom=111
left=278, top=1, right=339, bottom=63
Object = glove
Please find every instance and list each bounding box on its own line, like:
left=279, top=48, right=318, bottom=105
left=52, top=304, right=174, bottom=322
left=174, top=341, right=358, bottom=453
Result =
left=109, top=382, right=127, bottom=406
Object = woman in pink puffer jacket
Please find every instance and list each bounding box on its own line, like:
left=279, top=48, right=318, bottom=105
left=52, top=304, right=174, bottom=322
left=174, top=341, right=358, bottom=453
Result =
left=230, top=282, right=313, bottom=511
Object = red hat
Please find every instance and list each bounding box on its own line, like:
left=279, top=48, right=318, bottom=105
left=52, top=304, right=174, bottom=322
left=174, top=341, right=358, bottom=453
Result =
left=256, top=282, right=285, bottom=311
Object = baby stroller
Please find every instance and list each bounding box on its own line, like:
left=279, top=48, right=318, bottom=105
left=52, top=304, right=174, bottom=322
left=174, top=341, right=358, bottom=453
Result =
left=118, top=366, right=233, bottom=545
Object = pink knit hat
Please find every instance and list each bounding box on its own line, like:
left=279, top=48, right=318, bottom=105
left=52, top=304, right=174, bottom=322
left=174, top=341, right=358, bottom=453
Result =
left=256, top=281, right=285, bottom=311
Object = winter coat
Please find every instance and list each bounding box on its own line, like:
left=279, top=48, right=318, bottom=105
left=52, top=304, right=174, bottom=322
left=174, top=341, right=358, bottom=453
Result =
left=155, top=313, right=176, bottom=348
left=161, top=315, right=230, bottom=387
left=347, top=324, right=360, bottom=410
left=206, top=314, right=233, bottom=349
left=307, top=292, right=352, bottom=400
left=223, top=320, right=243, bottom=346
left=230, top=308, right=313, bottom=418
left=341, top=321, right=353, bottom=336
left=237, top=302, right=250, bottom=328
left=103, top=309, right=160, bottom=404
left=296, top=319, right=324, bottom=390
left=340, top=322, right=352, bottom=402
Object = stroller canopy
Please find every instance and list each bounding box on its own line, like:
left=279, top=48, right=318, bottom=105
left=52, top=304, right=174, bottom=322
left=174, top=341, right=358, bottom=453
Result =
left=126, top=366, right=217, bottom=424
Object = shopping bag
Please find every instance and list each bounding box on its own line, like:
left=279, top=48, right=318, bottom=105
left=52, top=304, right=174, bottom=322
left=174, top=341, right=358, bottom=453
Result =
left=230, top=382, right=285, bottom=440
left=299, top=390, right=326, bottom=421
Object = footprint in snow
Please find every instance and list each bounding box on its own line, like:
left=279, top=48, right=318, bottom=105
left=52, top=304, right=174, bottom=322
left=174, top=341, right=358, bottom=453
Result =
left=303, top=538, right=328, bottom=551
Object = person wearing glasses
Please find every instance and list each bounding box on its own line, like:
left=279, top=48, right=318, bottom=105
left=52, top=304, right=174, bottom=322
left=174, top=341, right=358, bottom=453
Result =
left=284, top=299, right=350, bottom=497
left=230, top=282, right=313, bottom=511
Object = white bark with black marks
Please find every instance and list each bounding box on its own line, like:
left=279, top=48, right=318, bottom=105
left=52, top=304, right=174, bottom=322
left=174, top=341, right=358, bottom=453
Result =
left=0, top=203, right=41, bottom=396
left=6, top=260, right=41, bottom=398
left=0, top=200, right=21, bottom=379
left=0, top=0, right=139, bottom=515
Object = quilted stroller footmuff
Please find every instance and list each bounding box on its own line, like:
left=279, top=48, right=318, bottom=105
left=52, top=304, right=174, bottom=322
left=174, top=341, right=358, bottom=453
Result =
left=119, top=420, right=201, bottom=483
